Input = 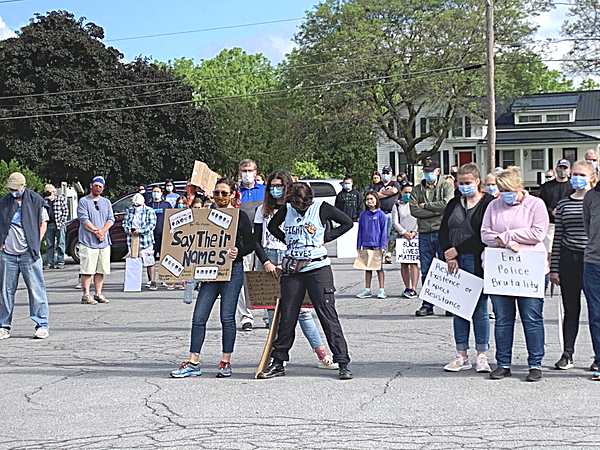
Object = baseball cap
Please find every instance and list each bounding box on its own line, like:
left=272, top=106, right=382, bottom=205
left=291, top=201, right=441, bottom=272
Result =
left=381, top=165, right=393, bottom=173
left=422, top=158, right=440, bottom=172
left=557, top=159, right=571, bottom=169
left=92, top=176, right=105, bottom=186
left=5, top=172, right=26, bottom=190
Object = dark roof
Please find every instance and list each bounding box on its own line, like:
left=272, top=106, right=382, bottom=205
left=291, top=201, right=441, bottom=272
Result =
left=480, top=129, right=600, bottom=145
left=512, top=94, right=580, bottom=111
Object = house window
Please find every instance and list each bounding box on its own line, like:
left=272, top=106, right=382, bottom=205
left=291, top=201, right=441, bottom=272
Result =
left=503, top=150, right=515, bottom=168
left=547, top=113, right=571, bottom=122
left=531, top=149, right=544, bottom=170
left=452, top=117, right=463, bottom=138
left=420, top=118, right=427, bottom=136
left=465, top=116, right=472, bottom=138
left=429, top=118, right=440, bottom=131
left=563, top=148, right=577, bottom=166
left=518, top=115, right=542, bottom=123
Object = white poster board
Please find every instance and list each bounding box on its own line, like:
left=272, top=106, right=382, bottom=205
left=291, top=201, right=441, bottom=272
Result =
left=419, top=258, right=484, bottom=320
left=336, top=222, right=359, bottom=258
left=483, top=248, right=546, bottom=297
left=123, top=258, right=143, bottom=292
left=395, top=237, right=419, bottom=263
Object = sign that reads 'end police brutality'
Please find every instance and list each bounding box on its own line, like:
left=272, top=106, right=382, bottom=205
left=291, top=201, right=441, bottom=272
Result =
left=158, top=208, right=239, bottom=282
left=483, top=248, right=546, bottom=297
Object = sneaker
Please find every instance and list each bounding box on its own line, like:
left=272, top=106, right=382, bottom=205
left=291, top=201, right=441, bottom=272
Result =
left=526, top=368, right=542, bottom=382
left=56, top=264, right=65, bottom=269
left=43, top=264, right=51, bottom=270
left=216, top=360, right=232, bottom=378
left=242, top=323, right=253, bottom=332
left=34, top=328, right=49, bottom=339
left=406, top=289, right=418, bottom=299
left=81, top=295, right=98, bottom=305
left=401, top=289, right=411, bottom=298
left=170, top=361, right=202, bottom=378
left=148, top=281, right=158, bottom=291
left=161, top=282, right=168, bottom=288
left=339, top=363, right=354, bottom=380
left=94, top=293, right=109, bottom=303
left=476, top=354, right=491, bottom=373
left=167, top=284, right=175, bottom=291
left=592, top=371, right=600, bottom=381
left=317, top=355, right=339, bottom=370
left=490, top=367, right=511, bottom=380
left=415, top=306, right=434, bottom=317
left=0, top=328, right=10, bottom=340
left=257, top=359, right=285, bottom=379
left=75, top=282, right=82, bottom=289
left=554, top=354, right=574, bottom=370
left=444, top=354, right=472, bottom=372
left=145, top=281, right=152, bottom=288
left=356, top=288, right=372, bottom=299
left=591, top=363, right=599, bottom=372
left=377, top=289, right=387, bottom=299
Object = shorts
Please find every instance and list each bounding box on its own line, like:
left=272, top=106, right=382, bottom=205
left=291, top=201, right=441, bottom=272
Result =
left=79, top=245, right=111, bottom=275
left=127, top=245, right=155, bottom=267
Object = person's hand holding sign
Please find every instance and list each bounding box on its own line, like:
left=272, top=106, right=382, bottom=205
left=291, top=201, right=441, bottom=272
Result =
left=447, top=258, right=459, bottom=275
left=264, top=261, right=280, bottom=279
left=228, top=247, right=238, bottom=260
left=444, top=247, right=458, bottom=260
left=507, top=243, right=520, bottom=253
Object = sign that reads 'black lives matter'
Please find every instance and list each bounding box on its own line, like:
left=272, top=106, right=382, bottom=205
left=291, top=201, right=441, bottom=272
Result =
left=158, top=208, right=239, bottom=282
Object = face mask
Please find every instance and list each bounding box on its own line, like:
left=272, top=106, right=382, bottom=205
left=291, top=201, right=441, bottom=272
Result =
left=381, top=173, right=391, bottom=182
left=401, top=194, right=411, bottom=202
left=500, top=191, right=517, bottom=204
left=570, top=175, right=589, bottom=190
left=214, top=196, right=231, bottom=208
left=459, top=184, right=477, bottom=197
left=424, top=172, right=437, bottom=183
left=152, top=192, right=161, bottom=200
left=545, top=176, right=554, bottom=181
left=373, top=178, right=381, bottom=184
left=241, top=172, right=254, bottom=185
left=177, top=203, right=186, bottom=209
left=556, top=169, right=568, bottom=179
left=134, top=204, right=143, bottom=209
left=270, top=187, right=284, bottom=199
left=366, top=199, right=376, bottom=207
left=593, top=162, right=598, bottom=169
left=138, top=189, right=145, bottom=194
left=166, top=186, right=173, bottom=192
left=486, top=185, right=498, bottom=196
left=10, top=189, right=24, bottom=198
left=343, top=183, right=352, bottom=190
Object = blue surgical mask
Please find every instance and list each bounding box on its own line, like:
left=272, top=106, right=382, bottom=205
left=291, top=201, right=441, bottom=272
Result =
left=570, top=175, right=589, bottom=190
left=152, top=192, right=161, bottom=200
left=458, top=184, right=477, bottom=197
left=166, top=186, right=173, bottom=192
left=382, top=173, right=391, bottom=182
left=500, top=191, right=517, bottom=204
left=593, top=162, right=598, bottom=169
left=10, top=189, right=24, bottom=198
left=486, top=185, right=498, bottom=196
left=177, top=203, right=186, bottom=209
left=401, top=194, right=411, bottom=202
left=424, top=172, right=437, bottom=183
left=270, top=187, right=284, bottom=199
left=343, top=183, right=352, bottom=190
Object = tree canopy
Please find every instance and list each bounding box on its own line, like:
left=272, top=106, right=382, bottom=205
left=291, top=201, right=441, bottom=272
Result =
left=561, top=0, right=600, bottom=76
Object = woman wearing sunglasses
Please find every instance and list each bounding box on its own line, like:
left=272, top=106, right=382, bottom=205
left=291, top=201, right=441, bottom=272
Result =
left=171, top=177, right=253, bottom=379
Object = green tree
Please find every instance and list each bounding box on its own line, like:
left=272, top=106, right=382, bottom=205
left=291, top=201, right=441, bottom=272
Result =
left=561, top=0, right=600, bottom=76
left=0, top=158, right=48, bottom=197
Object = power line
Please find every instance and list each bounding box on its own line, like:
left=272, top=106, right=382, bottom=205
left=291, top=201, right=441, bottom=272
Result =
left=0, top=0, right=32, bottom=3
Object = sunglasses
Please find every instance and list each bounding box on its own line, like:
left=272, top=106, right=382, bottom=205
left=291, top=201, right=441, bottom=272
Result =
left=401, top=181, right=413, bottom=187
left=213, top=190, right=231, bottom=197
left=94, top=200, right=99, bottom=211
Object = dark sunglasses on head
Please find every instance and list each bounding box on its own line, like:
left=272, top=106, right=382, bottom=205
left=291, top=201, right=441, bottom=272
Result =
left=401, top=181, right=413, bottom=187
left=213, top=190, right=231, bottom=197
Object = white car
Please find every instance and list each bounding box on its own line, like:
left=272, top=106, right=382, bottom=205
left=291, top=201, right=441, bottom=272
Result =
left=300, top=179, right=343, bottom=205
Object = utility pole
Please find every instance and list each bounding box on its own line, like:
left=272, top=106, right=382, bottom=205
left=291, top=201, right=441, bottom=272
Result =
left=485, top=0, right=496, bottom=172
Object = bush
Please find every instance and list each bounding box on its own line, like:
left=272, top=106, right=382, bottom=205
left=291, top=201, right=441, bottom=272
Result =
left=0, top=159, right=48, bottom=197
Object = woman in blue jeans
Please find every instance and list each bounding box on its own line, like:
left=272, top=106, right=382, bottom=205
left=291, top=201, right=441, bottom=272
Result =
left=439, top=163, right=494, bottom=373
left=253, top=170, right=338, bottom=370
left=171, top=177, right=254, bottom=379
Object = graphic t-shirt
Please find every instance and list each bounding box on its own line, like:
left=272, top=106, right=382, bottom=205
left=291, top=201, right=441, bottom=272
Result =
left=254, top=204, right=287, bottom=251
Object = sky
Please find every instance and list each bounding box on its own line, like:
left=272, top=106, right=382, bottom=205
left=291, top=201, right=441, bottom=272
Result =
left=0, top=0, right=578, bottom=71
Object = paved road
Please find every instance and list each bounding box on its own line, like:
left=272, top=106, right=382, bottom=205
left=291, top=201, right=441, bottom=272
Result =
left=1, top=257, right=599, bottom=449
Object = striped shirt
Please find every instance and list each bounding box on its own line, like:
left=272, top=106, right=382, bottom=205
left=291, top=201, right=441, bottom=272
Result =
left=550, top=196, right=587, bottom=272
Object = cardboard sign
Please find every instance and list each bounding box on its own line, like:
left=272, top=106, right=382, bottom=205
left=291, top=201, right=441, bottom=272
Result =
left=190, top=160, right=219, bottom=194
left=395, top=237, right=419, bottom=263
left=336, top=222, right=359, bottom=258
left=246, top=271, right=312, bottom=309
left=130, top=235, right=140, bottom=258
left=256, top=299, right=281, bottom=378
left=419, top=258, right=484, bottom=321
left=483, top=248, right=546, bottom=297
left=353, top=249, right=382, bottom=271
left=158, top=208, right=239, bottom=282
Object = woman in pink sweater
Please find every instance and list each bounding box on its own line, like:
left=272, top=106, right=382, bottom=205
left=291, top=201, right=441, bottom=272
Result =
left=481, top=167, right=549, bottom=382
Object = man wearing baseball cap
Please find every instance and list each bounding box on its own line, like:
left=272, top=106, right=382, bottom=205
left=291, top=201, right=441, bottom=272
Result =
left=77, top=176, right=115, bottom=305
left=539, top=159, right=574, bottom=253
left=0, top=172, right=50, bottom=339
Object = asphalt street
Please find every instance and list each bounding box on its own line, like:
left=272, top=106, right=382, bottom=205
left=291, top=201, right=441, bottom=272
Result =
left=1, top=254, right=599, bottom=450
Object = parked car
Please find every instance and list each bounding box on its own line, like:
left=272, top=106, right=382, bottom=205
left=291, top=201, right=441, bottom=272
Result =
left=65, top=181, right=187, bottom=263
left=300, top=179, right=343, bottom=205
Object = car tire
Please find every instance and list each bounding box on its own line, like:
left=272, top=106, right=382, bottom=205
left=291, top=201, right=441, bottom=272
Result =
left=110, top=248, right=128, bottom=262
left=69, top=239, right=81, bottom=264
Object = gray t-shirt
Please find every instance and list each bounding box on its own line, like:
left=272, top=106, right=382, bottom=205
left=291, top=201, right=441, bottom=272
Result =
left=77, top=195, right=115, bottom=249
left=448, top=200, right=475, bottom=248
left=4, top=201, right=49, bottom=255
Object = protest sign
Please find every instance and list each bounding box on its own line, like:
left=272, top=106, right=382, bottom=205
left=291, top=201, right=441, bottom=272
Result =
left=353, top=249, right=382, bottom=270
left=246, top=271, right=312, bottom=309
left=158, top=208, right=239, bottom=282
left=336, top=222, right=359, bottom=258
left=483, top=248, right=546, bottom=297
left=395, top=237, right=419, bottom=263
left=419, top=258, right=483, bottom=320
left=190, top=161, right=219, bottom=194
left=123, top=258, right=143, bottom=292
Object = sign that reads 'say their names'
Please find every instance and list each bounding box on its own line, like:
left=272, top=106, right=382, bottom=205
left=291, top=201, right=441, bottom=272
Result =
left=395, top=237, right=419, bottom=263
left=158, top=208, right=239, bottom=282
left=419, top=258, right=484, bottom=321
left=483, top=248, right=546, bottom=297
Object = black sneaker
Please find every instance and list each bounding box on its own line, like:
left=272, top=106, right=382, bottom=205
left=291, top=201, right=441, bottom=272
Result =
left=526, top=368, right=542, bottom=382
left=415, top=307, right=434, bottom=317
left=242, top=323, right=253, bottom=332
left=590, top=363, right=599, bottom=372
left=149, top=281, right=158, bottom=291
left=257, top=359, right=285, bottom=379
left=339, top=363, right=353, bottom=380
left=490, top=367, right=511, bottom=380
left=554, top=355, right=574, bottom=370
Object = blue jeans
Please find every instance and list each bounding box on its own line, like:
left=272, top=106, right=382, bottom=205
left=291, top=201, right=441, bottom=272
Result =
left=258, top=248, right=324, bottom=350
left=419, top=231, right=443, bottom=309
left=189, top=261, right=244, bottom=355
left=45, top=223, right=66, bottom=266
left=583, top=262, right=600, bottom=367
left=453, top=254, right=489, bottom=351
left=0, top=251, right=49, bottom=330
left=490, top=294, right=544, bottom=369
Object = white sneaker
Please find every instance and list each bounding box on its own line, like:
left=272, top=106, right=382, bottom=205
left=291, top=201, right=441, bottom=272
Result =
left=356, top=289, right=372, bottom=299
left=145, top=281, right=152, bottom=288
left=0, top=328, right=10, bottom=340
left=476, top=354, right=491, bottom=373
left=317, top=355, right=339, bottom=370
left=34, top=328, right=49, bottom=339
left=444, top=354, right=472, bottom=372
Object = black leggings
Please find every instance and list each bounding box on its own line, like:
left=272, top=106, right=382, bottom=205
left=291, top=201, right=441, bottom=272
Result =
left=559, top=248, right=584, bottom=357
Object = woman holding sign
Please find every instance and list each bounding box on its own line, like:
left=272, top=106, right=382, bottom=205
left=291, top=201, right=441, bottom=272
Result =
left=439, top=163, right=494, bottom=373
left=481, top=167, right=549, bottom=382
left=170, top=177, right=253, bottom=379
left=392, top=180, right=419, bottom=298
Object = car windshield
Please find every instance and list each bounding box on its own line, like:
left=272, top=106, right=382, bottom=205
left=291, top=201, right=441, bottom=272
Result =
left=309, top=182, right=337, bottom=197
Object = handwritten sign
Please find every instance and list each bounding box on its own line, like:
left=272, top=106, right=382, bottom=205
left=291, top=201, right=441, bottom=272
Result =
left=158, top=208, right=239, bottom=282
left=483, top=248, right=546, bottom=297
left=190, top=160, right=219, bottom=194
left=395, top=237, right=419, bottom=263
left=336, top=222, right=359, bottom=258
left=419, top=258, right=484, bottom=320
left=246, top=271, right=312, bottom=309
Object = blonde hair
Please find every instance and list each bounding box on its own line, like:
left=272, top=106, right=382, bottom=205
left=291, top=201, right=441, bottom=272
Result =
left=495, top=166, right=523, bottom=192
left=573, top=160, right=597, bottom=188
left=457, top=163, right=485, bottom=194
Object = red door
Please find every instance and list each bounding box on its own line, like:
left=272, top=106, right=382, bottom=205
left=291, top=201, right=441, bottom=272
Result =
left=459, top=151, right=472, bottom=166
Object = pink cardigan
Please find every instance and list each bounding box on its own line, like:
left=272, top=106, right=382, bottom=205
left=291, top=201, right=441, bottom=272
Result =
left=481, top=190, right=550, bottom=272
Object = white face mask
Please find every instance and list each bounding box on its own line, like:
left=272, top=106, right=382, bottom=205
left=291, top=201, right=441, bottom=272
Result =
left=241, top=171, right=255, bottom=185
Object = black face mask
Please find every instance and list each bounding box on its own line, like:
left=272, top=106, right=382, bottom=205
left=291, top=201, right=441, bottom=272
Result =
left=43, top=191, right=52, bottom=198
